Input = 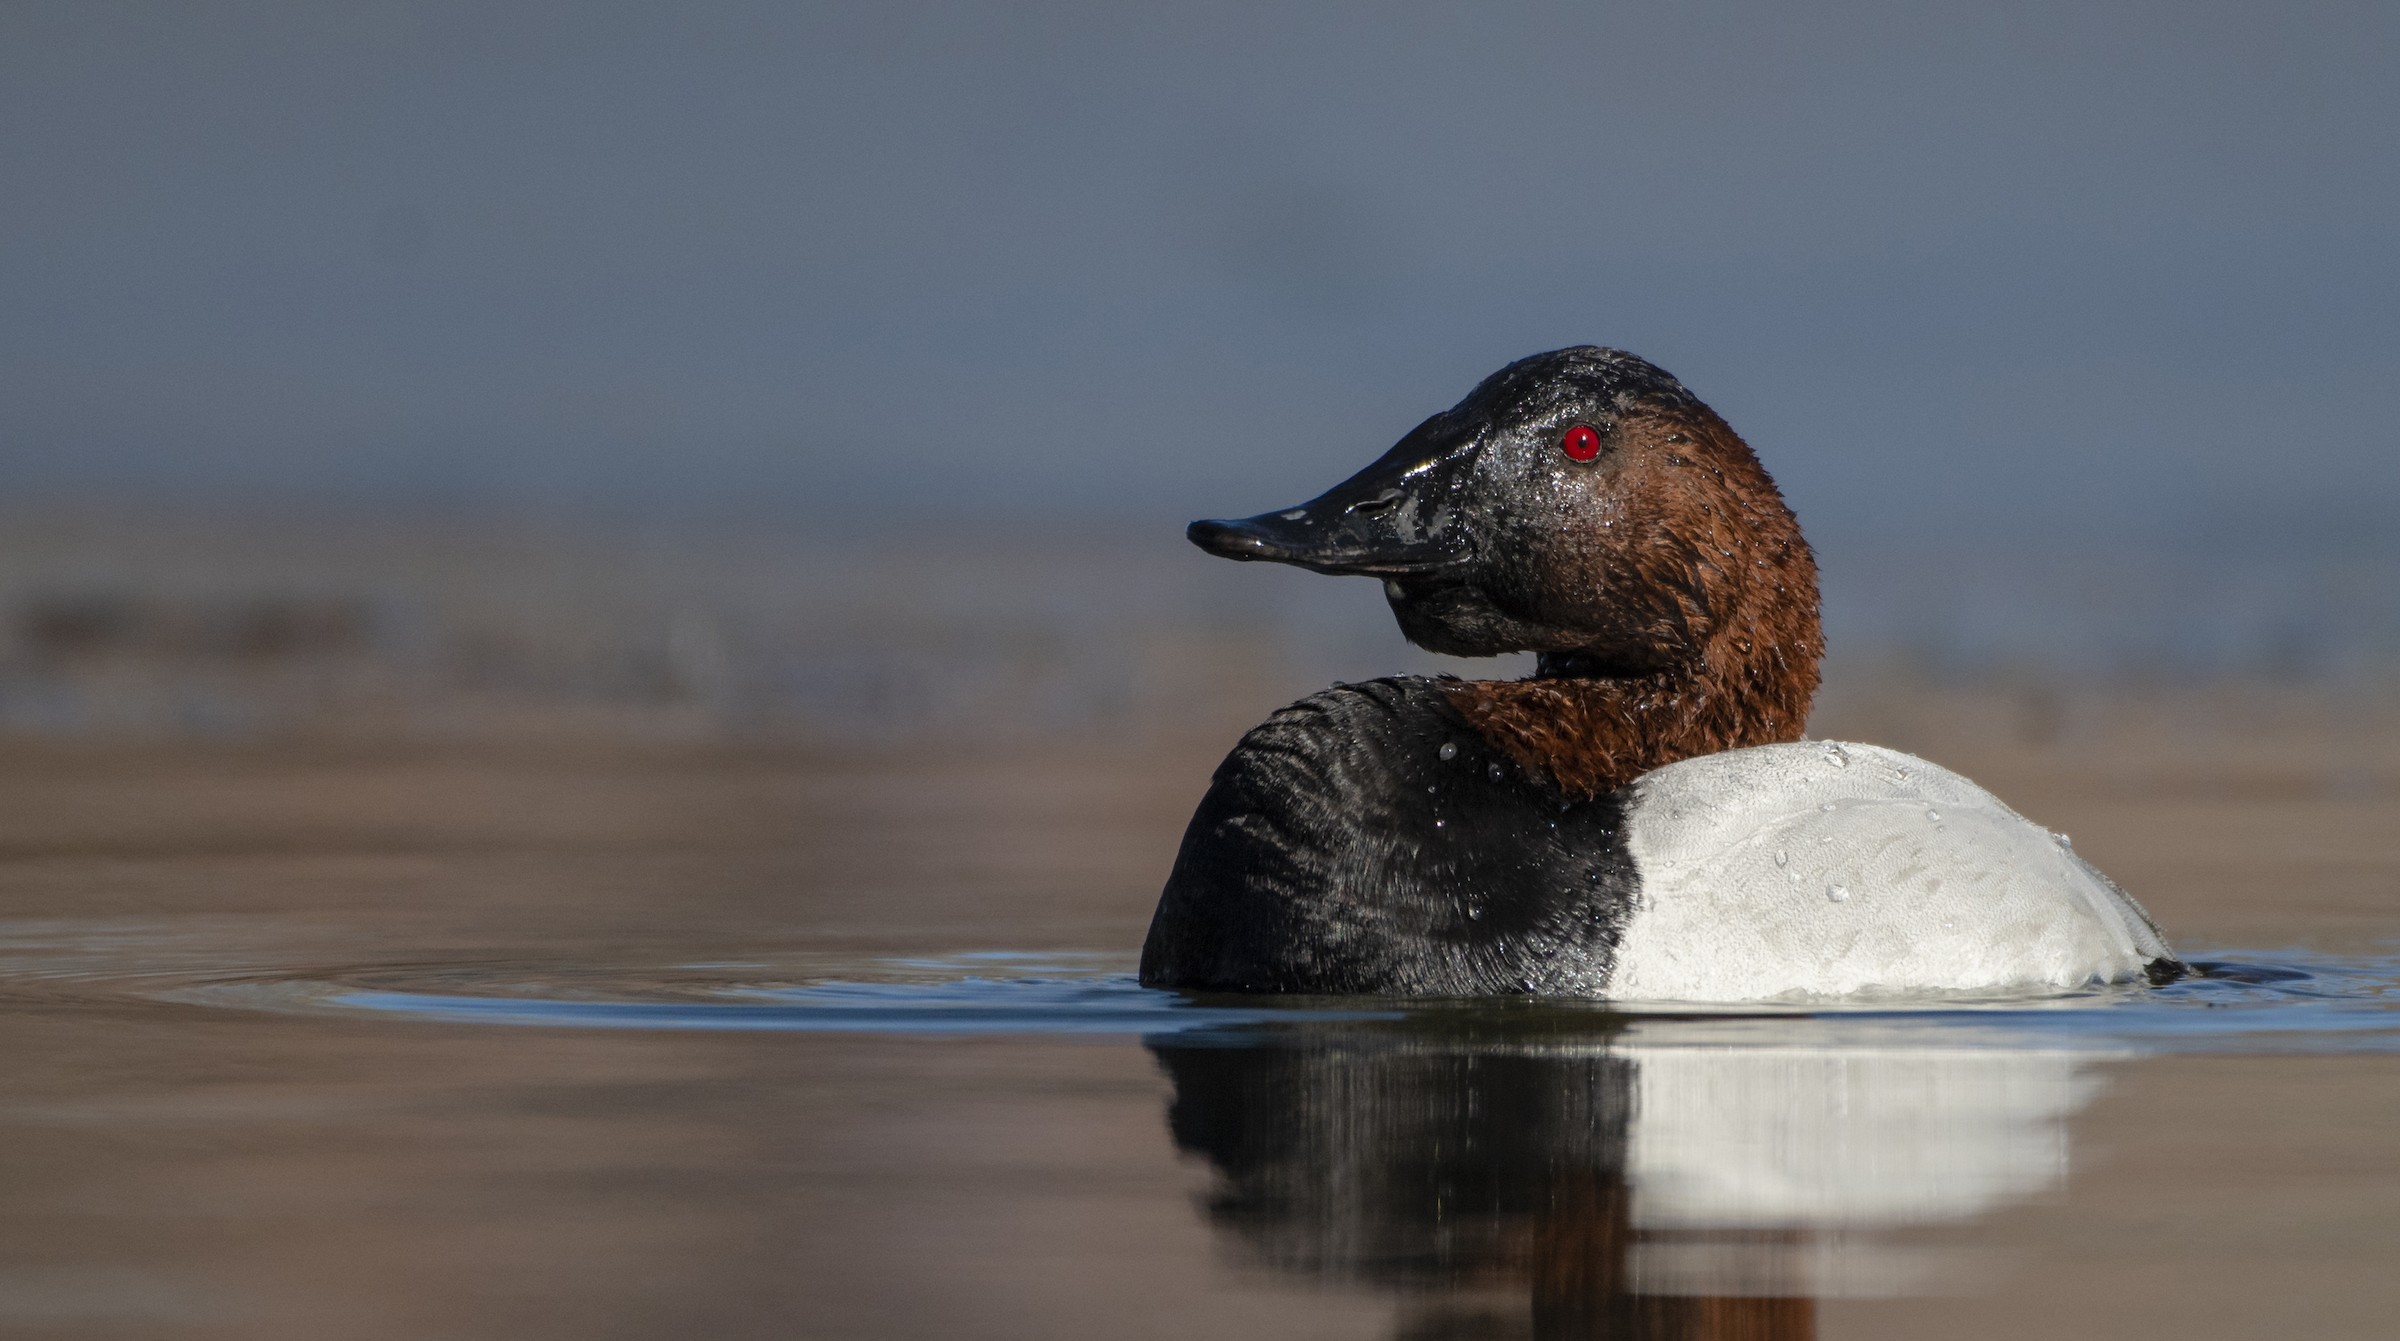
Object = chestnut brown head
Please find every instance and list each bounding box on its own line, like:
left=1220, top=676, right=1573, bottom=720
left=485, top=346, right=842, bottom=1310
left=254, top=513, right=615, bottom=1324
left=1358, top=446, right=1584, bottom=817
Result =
left=1189, top=347, right=1817, bottom=682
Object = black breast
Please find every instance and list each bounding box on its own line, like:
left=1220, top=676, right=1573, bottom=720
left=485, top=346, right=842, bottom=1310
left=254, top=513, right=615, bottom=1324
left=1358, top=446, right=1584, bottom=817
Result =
left=1138, top=677, right=1638, bottom=995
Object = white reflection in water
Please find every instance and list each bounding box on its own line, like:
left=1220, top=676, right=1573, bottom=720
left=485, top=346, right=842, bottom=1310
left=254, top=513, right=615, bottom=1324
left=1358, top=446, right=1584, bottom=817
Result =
left=1618, top=1026, right=2111, bottom=1300
left=1626, top=1036, right=2098, bottom=1229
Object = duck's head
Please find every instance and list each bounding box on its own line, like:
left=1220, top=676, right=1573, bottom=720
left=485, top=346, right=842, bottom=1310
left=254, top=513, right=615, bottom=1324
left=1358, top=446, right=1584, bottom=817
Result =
left=1191, top=347, right=1821, bottom=689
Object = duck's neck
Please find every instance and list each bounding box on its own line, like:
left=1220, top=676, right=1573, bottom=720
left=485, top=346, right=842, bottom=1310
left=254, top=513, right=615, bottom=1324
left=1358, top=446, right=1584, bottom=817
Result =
left=1442, top=625, right=1821, bottom=799
left=1436, top=399, right=1822, bottom=797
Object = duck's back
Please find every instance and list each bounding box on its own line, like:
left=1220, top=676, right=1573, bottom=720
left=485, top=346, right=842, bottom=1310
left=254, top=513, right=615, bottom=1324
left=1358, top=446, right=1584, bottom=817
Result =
left=1611, top=741, right=2177, bottom=1000
left=1142, top=696, right=2178, bottom=1000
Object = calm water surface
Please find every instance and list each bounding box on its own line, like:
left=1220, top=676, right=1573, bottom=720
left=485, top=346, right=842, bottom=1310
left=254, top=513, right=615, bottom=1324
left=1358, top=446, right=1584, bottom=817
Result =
left=0, top=740, right=2395, bottom=1339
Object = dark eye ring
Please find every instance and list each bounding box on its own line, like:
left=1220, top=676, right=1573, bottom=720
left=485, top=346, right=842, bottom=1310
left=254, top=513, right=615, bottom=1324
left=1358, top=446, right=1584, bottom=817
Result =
left=1560, top=424, right=1603, bottom=463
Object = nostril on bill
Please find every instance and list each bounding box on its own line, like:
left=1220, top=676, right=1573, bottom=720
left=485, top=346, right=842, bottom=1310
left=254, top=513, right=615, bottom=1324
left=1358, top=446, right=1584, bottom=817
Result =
left=1347, top=489, right=1406, bottom=516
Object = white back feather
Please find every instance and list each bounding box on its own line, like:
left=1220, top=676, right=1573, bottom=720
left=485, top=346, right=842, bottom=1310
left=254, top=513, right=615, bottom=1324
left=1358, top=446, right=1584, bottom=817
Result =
left=1610, top=742, right=2173, bottom=1001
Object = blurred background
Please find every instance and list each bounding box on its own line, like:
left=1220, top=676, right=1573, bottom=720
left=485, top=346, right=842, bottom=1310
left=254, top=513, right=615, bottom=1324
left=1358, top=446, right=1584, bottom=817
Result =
left=2, top=0, right=2396, bottom=747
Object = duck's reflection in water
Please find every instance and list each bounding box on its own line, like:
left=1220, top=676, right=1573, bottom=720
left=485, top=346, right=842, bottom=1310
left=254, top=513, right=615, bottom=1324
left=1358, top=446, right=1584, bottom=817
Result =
left=1149, top=1020, right=2112, bottom=1340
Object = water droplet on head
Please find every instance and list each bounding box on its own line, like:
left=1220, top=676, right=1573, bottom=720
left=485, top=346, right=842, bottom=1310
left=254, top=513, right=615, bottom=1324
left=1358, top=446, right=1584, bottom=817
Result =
left=1826, top=884, right=1850, bottom=903
left=1822, top=743, right=1849, bottom=768
left=1941, top=917, right=1957, bottom=930
left=2055, top=832, right=2073, bottom=848
left=1487, top=762, right=1504, bottom=782
left=1925, top=807, right=1942, bottom=823
left=1820, top=802, right=1837, bottom=813
left=1433, top=818, right=1445, bottom=829
left=1438, top=741, right=1458, bottom=762
left=1773, top=849, right=1789, bottom=867
left=1465, top=902, right=1484, bottom=921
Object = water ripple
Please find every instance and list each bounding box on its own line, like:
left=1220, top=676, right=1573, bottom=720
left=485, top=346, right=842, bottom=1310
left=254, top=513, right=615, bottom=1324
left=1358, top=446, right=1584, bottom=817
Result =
left=0, top=923, right=2389, bottom=1051
left=199, top=948, right=2400, bottom=1053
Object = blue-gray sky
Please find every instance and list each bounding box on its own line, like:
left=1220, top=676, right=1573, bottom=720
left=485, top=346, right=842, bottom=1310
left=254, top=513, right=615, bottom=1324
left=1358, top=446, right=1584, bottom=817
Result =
left=3, top=1, right=2394, bottom=547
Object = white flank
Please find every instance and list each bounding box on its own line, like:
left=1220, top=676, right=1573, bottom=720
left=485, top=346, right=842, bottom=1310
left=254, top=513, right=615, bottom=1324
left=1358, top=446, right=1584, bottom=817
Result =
left=1609, top=742, right=2173, bottom=1001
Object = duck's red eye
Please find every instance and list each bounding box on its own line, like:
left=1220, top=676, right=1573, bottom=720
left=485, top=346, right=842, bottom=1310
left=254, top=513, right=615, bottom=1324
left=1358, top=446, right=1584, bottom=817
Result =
left=1560, top=424, right=1603, bottom=462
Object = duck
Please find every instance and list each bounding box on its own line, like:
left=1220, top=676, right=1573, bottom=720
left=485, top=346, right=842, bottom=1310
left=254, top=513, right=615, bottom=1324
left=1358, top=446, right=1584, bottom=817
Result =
left=1138, top=347, right=2180, bottom=1001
